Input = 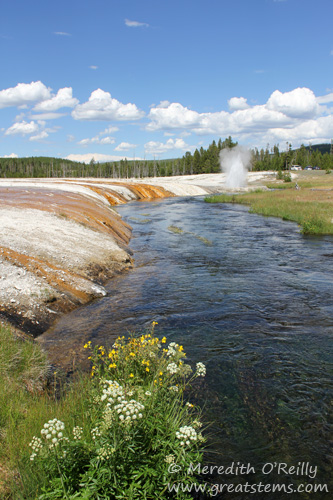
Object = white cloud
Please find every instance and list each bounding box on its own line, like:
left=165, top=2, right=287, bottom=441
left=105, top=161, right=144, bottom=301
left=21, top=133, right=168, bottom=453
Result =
left=30, top=112, right=66, bottom=120
left=100, top=126, right=119, bottom=134
left=5, top=120, right=39, bottom=136
left=29, top=131, right=49, bottom=142
left=228, top=97, right=250, bottom=111
left=316, top=92, right=333, bottom=104
left=125, top=19, right=149, bottom=28
left=54, top=31, right=71, bottom=36
left=78, top=135, right=115, bottom=146
left=144, top=138, right=192, bottom=155
left=89, top=65, right=98, bottom=70
left=146, top=87, right=330, bottom=147
left=0, top=81, right=51, bottom=109
left=33, top=87, right=78, bottom=112
left=115, top=142, right=137, bottom=152
left=72, top=89, right=144, bottom=121
left=66, top=153, right=142, bottom=163
left=1, top=153, right=18, bottom=158
left=147, top=102, right=201, bottom=131
left=266, top=87, right=319, bottom=118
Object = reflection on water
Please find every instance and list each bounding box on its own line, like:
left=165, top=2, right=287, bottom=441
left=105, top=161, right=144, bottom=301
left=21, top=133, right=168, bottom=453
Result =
left=41, top=196, right=333, bottom=499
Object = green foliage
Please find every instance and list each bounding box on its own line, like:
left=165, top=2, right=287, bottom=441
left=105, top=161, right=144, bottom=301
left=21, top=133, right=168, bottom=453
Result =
left=23, top=324, right=207, bottom=499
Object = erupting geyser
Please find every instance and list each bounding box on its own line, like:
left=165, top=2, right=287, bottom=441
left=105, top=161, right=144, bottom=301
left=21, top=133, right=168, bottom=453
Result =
left=220, top=145, right=252, bottom=189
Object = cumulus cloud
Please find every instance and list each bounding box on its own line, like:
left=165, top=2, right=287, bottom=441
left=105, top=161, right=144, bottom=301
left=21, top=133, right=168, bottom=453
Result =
left=266, top=87, right=319, bottom=118
left=0, top=81, right=51, bottom=109
left=33, top=87, right=78, bottom=112
left=125, top=19, right=149, bottom=28
left=114, top=142, right=137, bottom=152
left=147, top=102, right=201, bottom=131
left=144, top=138, right=191, bottom=155
left=146, top=87, right=329, bottom=147
left=228, top=97, right=250, bottom=111
left=1, top=153, right=18, bottom=158
left=72, top=89, right=144, bottom=121
left=5, top=120, right=39, bottom=136
left=66, top=153, right=143, bottom=163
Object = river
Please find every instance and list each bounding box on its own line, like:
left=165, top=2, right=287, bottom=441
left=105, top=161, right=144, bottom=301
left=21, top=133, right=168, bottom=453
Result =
left=42, top=196, right=333, bottom=499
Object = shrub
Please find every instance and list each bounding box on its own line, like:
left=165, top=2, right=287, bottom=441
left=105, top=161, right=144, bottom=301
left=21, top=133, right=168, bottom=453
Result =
left=26, top=323, right=206, bottom=499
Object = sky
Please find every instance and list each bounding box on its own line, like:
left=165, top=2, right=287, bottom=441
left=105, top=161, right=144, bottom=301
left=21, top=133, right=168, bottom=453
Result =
left=1, top=0, right=333, bottom=163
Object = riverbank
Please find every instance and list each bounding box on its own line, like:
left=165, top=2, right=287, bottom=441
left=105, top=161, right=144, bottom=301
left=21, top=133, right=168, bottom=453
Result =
left=0, top=172, right=275, bottom=336
left=205, top=170, right=333, bottom=235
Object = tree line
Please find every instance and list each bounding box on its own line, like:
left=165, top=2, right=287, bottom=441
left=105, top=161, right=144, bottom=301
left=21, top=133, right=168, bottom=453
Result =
left=1, top=138, right=332, bottom=179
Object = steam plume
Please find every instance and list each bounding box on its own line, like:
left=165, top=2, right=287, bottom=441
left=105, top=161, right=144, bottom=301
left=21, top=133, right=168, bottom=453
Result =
left=220, top=146, right=252, bottom=188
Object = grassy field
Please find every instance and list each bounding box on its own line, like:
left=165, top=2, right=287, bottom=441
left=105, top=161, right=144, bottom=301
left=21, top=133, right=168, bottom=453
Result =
left=205, top=170, right=333, bottom=235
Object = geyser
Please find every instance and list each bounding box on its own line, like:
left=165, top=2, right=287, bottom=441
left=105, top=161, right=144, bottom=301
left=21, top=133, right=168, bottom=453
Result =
left=220, top=146, right=252, bottom=188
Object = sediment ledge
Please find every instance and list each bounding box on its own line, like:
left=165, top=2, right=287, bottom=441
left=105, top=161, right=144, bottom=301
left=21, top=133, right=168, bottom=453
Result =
left=0, top=173, right=275, bottom=335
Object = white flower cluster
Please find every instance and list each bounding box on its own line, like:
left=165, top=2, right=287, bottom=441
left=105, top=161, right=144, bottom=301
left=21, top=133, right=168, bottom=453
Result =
left=73, top=426, right=83, bottom=440
left=97, top=444, right=115, bottom=461
left=164, top=454, right=175, bottom=464
left=169, top=385, right=179, bottom=392
left=114, top=399, right=144, bottom=424
left=101, top=380, right=125, bottom=404
left=145, top=391, right=152, bottom=396
left=29, top=436, right=43, bottom=461
left=196, top=362, right=206, bottom=377
left=40, top=419, right=65, bottom=446
left=167, top=342, right=179, bottom=357
left=91, top=426, right=101, bottom=440
left=176, top=425, right=198, bottom=447
left=166, top=362, right=179, bottom=375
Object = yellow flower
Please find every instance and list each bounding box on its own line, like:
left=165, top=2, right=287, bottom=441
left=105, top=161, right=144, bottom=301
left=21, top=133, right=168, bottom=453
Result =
left=83, top=341, right=91, bottom=349
left=159, top=371, right=163, bottom=376
left=129, top=352, right=136, bottom=357
left=146, top=367, right=150, bottom=372
left=161, top=337, right=167, bottom=343
left=129, top=373, right=134, bottom=378
left=179, top=345, right=184, bottom=352
left=109, top=363, right=117, bottom=369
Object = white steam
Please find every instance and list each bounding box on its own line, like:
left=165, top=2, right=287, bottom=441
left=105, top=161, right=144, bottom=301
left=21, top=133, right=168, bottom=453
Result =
left=220, top=146, right=252, bottom=188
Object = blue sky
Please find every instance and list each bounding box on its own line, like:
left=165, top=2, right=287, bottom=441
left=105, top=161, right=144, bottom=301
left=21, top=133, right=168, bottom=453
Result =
left=1, top=0, right=333, bottom=162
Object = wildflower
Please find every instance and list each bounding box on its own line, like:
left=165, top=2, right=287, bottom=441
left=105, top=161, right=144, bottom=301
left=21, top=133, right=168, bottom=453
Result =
left=114, top=399, right=144, bottom=424
left=91, top=427, right=101, bottom=440
left=129, top=352, right=136, bottom=357
left=164, top=454, right=175, bottom=464
left=29, top=436, right=43, bottom=460
left=146, top=367, right=150, bottom=372
left=97, top=444, right=115, bottom=461
left=129, top=373, right=134, bottom=378
left=166, top=362, right=178, bottom=375
left=161, top=337, right=167, bottom=343
left=83, top=341, right=91, bottom=349
left=40, top=419, right=65, bottom=447
left=176, top=426, right=198, bottom=446
left=109, top=363, right=117, bottom=369
left=196, top=362, right=206, bottom=377
left=159, top=371, right=163, bottom=376
left=169, top=385, right=178, bottom=392
left=145, top=391, right=151, bottom=396
left=73, top=426, right=83, bottom=440
left=186, top=402, right=194, bottom=408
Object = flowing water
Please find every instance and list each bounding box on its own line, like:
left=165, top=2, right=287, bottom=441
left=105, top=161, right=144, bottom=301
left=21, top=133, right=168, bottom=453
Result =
left=43, top=196, right=333, bottom=499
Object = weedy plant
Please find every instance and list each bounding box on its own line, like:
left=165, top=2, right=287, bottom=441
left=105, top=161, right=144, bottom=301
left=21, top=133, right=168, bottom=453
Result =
left=25, top=323, right=207, bottom=499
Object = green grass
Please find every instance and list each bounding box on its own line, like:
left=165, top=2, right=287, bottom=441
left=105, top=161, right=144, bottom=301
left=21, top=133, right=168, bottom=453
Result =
left=205, top=174, right=333, bottom=235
